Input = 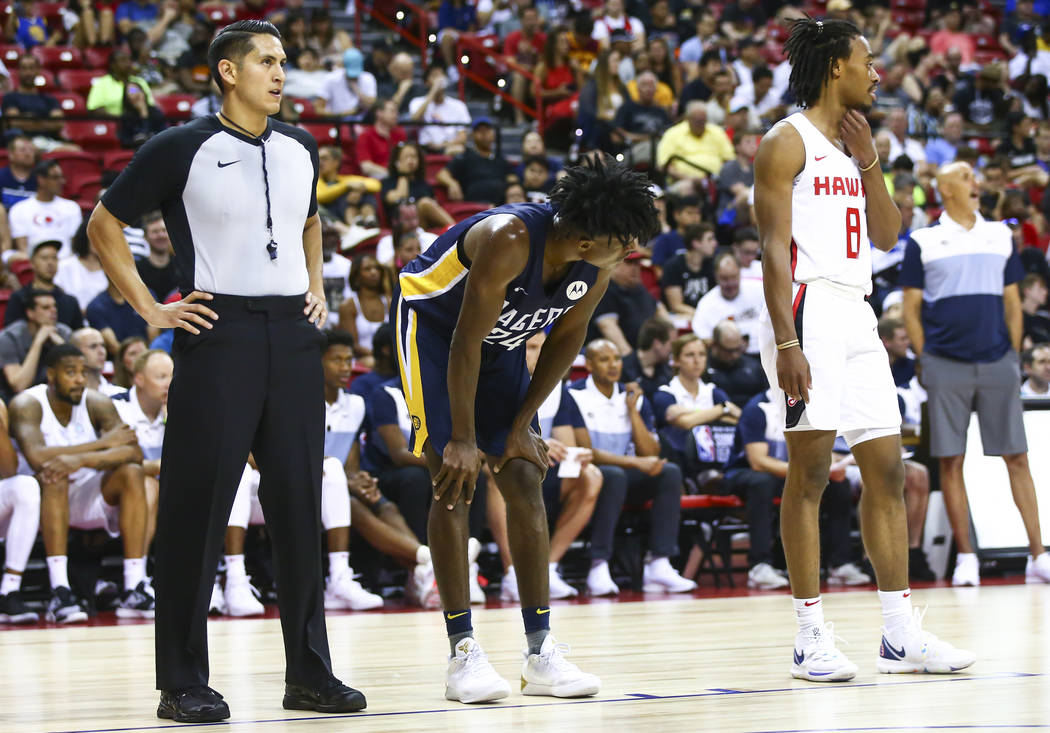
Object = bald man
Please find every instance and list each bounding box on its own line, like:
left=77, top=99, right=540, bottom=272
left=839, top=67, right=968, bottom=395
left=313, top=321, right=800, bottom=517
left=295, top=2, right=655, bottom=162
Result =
left=900, top=161, right=1050, bottom=586
left=692, top=253, right=766, bottom=354
left=71, top=327, right=124, bottom=396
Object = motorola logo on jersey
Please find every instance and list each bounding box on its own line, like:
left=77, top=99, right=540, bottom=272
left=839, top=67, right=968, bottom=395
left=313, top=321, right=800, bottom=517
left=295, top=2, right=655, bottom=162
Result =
left=566, top=281, right=588, bottom=301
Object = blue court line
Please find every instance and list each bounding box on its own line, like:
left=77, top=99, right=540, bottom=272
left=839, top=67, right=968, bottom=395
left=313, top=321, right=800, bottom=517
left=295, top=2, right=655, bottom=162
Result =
left=46, top=672, right=1044, bottom=733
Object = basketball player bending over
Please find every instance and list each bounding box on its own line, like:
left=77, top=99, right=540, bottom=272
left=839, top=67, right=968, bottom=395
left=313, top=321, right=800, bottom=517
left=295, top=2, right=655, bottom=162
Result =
left=393, top=156, right=659, bottom=703
left=754, top=17, right=974, bottom=681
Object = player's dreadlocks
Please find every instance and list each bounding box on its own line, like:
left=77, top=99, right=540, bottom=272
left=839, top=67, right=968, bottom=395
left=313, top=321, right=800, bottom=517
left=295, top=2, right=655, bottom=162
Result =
left=549, top=154, right=660, bottom=247
left=784, top=17, right=861, bottom=109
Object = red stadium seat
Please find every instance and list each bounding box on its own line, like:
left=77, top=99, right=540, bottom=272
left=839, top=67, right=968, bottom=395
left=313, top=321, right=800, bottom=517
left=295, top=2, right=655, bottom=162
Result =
left=57, top=69, right=105, bottom=96
left=424, top=153, right=449, bottom=184
left=973, top=33, right=1000, bottom=50
left=102, top=149, right=135, bottom=172
left=154, top=93, right=196, bottom=119
left=62, top=120, right=119, bottom=151
left=444, top=201, right=489, bottom=220
left=36, top=1, right=64, bottom=26
left=298, top=121, right=341, bottom=145
left=891, top=10, right=924, bottom=30
left=10, top=259, right=33, bottom=287
left=32, top=45, right=82, bottom=71
left=43, top=150, right=101, bottom=196
left=199, top=2, right=234, bottom=24
left=0, top=43, right=23, bottom=65
left=52, top=91, right=86, bottom=114
left=290, top=97, right=319, bottom=119
left=82, top=46, right=113, bottom=69
left=71, top=177, right=103, bottom=201
left=31, top=69, right=57, bottom=92
left=974, top=49, right=1008, bottom=64
left=890, top=0, right=924, bottom=9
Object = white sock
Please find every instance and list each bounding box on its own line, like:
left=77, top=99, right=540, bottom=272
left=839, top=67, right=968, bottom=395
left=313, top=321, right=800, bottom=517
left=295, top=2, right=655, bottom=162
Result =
left=415, top=545, right=431, bottom=566
left=328, top=551, right=350, bottom=579
left=878, top=588, right=913, bottom=637
left=123, top=557, right=147, bottom=591
left=793, top=596, right=825, bottom=634
left=47, top=555, right=69, bottom=589
left=1, top=572, right=21, bottom=595
left=590, top=559, right=607, bottom=570
left=225, top=554, right=246, bottom=582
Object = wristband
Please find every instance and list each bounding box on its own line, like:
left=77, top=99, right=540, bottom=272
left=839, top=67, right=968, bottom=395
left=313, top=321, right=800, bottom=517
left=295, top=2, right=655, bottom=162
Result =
left=776, top=339, right=800, bottom=351
left=858, top=155, right=880, bottom=172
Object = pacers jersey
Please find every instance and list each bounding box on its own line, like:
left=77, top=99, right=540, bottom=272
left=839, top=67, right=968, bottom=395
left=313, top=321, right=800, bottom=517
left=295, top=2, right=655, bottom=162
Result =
left=397, top=202, right=600, bottom=351
left=783, top=112, right=872, bottom=295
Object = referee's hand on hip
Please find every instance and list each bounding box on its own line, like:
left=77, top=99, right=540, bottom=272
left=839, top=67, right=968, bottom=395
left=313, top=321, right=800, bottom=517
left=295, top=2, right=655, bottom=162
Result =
left=144, top=291, right=219, bottom=335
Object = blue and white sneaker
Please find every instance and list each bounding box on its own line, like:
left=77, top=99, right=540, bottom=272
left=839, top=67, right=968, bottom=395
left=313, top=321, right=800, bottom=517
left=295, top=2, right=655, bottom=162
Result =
left=791, top=623, right=858, bottom=682
left=877, top=607, right=976, bottom=674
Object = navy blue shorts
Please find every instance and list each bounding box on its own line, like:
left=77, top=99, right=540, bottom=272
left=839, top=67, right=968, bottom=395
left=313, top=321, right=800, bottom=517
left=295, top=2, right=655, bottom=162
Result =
left=394, top=296, right=535, bottom=458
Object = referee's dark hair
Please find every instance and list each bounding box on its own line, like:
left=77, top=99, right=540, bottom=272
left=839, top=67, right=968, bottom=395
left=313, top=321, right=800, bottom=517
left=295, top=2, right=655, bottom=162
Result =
left=45, top=342, right=85, bottom=370
left=323, top=330, right=356, bottom=354
left=549, top=154, right=660, bottom=247
left=208, top=19, right=282, bottom=93
left=784, top=17, right=861, bottom=109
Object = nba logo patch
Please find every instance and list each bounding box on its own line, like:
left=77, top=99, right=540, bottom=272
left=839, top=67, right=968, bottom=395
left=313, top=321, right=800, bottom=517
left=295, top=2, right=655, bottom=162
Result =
left=566, top=281, right=588, bottom=301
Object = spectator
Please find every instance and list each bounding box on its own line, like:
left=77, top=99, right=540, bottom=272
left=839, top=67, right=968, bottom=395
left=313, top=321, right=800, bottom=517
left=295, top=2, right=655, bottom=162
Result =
left=437, top=118, right=517, bottom=204
left=731, top=66, right=782, bottom=129
left=3, top=240, right=83, bottom=330
left=650, top=194, right=702, bottom=269
left=565, top=10, right=599, bottom=72
left=589, top=252, right=668, bottom=354
left=566, top=339, right=696, bottom=595
left=375, top=198, right=440, bottom=267
left=2, top=55, right=66, bottom=151
left=278, top=11, right=309, bottom=68
left=704, top=319, right=768, bottom=407
left=117, top=78, right=167, bottom=149
left=317, top=225, right=351, bottom=329
left=1008, top=28, right=1050, bottom=81
left=134, top=212, right=176, bottom=301
left=1019, top=73, right=1048, bottom=122
left=577, top=48, right=626, bottom=152
left=316, top=145, right=380, bottom=227
left=66, top=0, right=116, bottom=48
left=929, top=4, right=976, bottom=65
left=504, top=180, right=526, bottom=204
left=677, top=10, right=718, bottom=82
left=384, top=52, right=426, bottom=115
left=662, top=222, right=718, bottom=319
left=336, top=253, right=391, bottom=368
left=115, top=0, right=157, bottom=36
left=1021, top=343, right=1050, bottom=397
left=720, top=0, right=766, bottom=43
left=436, top=0, right=477, bottom=82
left=680, top=49, right=723, bottom=111
left=999, top=0, right=1041, bottom=57
left=953, top=62, right=1012, bottom=131
left=647, top=37, right=681, bottom=98
left=282, top=46, right=329, bottom=103
left=591, top=0, right=645, bottom=53
left=691, top=253, right=765, bottom=354
left=0, top=135, right=37, bottom=210
left=379, top=141, right=454, bottom=229
left=86, top=276, right=149, bottom=357
left=356, top=98, right=407, bottom=181
left=998, top=111, right=1049, bottom=188
left=71, top=326, right=123, bottom=395
left=1020, top=273, right=1050, bottom=346
left=612, top=71, right=671, bottom=166
left=0, top=290, right=72, bottom=398
left=408, top=66, right=470, bottom=156
left=925, top=111, right=965, bottom=168
left=732, top=227, right=762, bottom=281
left=9, top=160, right=82, bottom=258
left=112, top=334, right=146, bottom=390
left=716, top=130, right=758, bottom=225
left=703, top=69, right=741, bottom=128
left=534, top=32, right=581, bottom=132
left=885, top=108, right=926, bottom=165
left=504, top=5, right=546, bottom=124
left=87, top=49, right=156, bottom=117
left=348, top=321, right=394, bottom=399
left=5, top=0, right=56, bottom=48
left=520, top=155, right=554, bottom=202
left=900, top=160, right=1050, bottom=586
left=54, top=221, right=107, bottom=312
left=620, top=316, right=674, bottom=403
left=307, top=9, right=351, bottom=67
left=657, top=101, right=735, bottom=192
left=320, top=47, right=377, bottom=118
left=146, top=0, right=202, bottom=67
left=878, top=315, right=916, bottom=388
left=392, top=228, right=422, bottom=271
left=170, top=16, right=214, bottom=95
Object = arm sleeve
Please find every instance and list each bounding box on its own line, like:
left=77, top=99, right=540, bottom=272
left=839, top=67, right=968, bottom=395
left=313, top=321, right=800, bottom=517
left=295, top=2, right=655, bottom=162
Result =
left=553, top=388, right=585, bottom=428
left=897, top=237, right=925, bottom=289
left=651, top=390, right=675, bottom=428
left=639, top=396, right=656, bottom=432
left=100, top=127, right=192, bottom=225
left=713, top=387, right=730, bottom=404
left=1005, top=245, right=1024, bottom=286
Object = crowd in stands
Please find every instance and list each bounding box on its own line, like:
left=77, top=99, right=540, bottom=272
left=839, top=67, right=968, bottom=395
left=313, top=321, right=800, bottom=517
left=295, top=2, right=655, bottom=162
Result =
left=1, top=0, right=1050, bottom=624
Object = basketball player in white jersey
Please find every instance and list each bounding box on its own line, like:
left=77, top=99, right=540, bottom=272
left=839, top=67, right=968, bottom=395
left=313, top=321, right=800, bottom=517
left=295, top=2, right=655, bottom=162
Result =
left=0, top=397, right=42, bottom=624
left=753, top=17, right=974, bottom=681
left=9, top=343, right=155, bottom=622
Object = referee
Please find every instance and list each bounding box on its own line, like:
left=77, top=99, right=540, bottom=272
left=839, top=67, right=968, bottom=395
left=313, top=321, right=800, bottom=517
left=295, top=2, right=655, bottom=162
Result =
left=87, top=21, right=366, bottom=723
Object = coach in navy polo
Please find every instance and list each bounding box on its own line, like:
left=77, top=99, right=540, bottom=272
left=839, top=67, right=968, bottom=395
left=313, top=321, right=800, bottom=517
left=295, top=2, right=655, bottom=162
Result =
left=900, top=161, right=1050, bottom=588
left=87, top=20, right=367, bottom=723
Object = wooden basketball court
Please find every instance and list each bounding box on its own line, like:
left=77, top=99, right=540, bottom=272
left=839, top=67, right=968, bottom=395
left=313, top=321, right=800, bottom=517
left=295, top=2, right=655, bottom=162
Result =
left=2, top=583, right=1048, bottom=732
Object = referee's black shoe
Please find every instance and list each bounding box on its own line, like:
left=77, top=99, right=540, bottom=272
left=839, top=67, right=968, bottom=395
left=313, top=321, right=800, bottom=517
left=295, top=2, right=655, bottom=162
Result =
left=157, top=686, right=230, bottom=723
left=283, top=679, right=367, bottom=713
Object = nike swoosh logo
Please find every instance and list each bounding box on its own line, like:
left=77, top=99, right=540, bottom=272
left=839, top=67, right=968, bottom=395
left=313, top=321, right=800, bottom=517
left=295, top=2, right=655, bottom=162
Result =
left=814, top=155, right=827, bottom=161
left=903, top=592, right=910, bottom=598
left=804, top=600, right=820, bottom=607
left=445, top=611, right=468, bottom=620
left=217, top=160, right=240, bottom=168
left=881, top=638, right=906, bottom=659
left=536, top=608, right=550, bottom=615
left=793, top=650, right=805, bottom=665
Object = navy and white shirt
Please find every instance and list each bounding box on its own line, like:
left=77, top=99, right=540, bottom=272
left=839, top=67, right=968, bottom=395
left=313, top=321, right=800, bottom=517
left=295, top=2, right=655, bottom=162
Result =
left=362, top=377, right=413, bottom=474
left=724, top=390, right=787, bottom=476
left=325, top=389, right=366, bottom=465
left=562, top=376, right=656, bottom=456
left=899, top=212, right=1023, bottom=363
left=111, top=387, right=165, bottom=461
left=652, top=377, right=733, bottom=465
left=101, top=115, right=319, bottom=297
left=536, top=382, right=583, bottom=440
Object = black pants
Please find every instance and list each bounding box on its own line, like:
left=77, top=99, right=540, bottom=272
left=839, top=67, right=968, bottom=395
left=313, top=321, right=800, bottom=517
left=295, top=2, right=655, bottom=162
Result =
left=590, top=462, right=683, bottom=561
left=154, top=294, right=333, bottom=691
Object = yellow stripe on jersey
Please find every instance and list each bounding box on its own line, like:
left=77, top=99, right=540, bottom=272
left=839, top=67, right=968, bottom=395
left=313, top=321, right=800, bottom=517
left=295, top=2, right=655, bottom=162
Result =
left=395, top=298, right=429, bottom=457
left=398, top=245, right=468, bottom=301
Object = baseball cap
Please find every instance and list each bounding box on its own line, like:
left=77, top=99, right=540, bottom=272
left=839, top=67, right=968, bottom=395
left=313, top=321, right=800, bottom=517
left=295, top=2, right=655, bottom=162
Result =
left=472, top=117, right=494, bottom=130
left=343, top=48, right=364, bottom=78
left=29, top=238, right=61, bottom=255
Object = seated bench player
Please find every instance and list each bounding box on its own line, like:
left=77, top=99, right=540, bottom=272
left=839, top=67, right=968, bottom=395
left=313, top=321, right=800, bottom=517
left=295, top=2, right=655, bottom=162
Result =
left=9, top=343, right=153, bottom=622
left=0, top=396, right=42, bottom=624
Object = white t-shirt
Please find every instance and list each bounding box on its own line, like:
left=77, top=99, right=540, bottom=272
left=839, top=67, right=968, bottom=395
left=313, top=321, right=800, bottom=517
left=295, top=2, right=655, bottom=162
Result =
left=284, top=68, right=332, bottom=101
left=375, top=227, right=438, bottom=265
left=1008, top=50, right=1050, bottom=81
left=322, top=252, right=352, bottom=328
left=322, top=70, right=378, bottom=116
left=408, top=94, right=471, bottom=149
left=591, top=14, right=645, bottom=44
left=888, top=133, right=927, bottom=164
left=8, top=196, right=83, bottom=258
left=691, top=279, right=766, bottom=354
left=54, top=255, right=109, bottom=311
left=1021, top=378, right=1050, bottom=398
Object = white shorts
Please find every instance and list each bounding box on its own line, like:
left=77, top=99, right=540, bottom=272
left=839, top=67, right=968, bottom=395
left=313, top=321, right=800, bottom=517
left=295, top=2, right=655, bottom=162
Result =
left=68, top=469, right=120, bottom=537
left=760, top=279, right=901, bottom=448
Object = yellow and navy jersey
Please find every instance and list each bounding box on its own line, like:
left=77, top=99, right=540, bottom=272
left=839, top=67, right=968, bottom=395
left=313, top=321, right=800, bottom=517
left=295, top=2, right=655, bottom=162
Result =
left=397, top=202, right=600, bottom=351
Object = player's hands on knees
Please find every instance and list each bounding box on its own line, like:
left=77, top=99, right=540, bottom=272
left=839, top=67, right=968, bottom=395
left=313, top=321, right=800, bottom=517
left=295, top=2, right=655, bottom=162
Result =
left=495, top=427, right=549, bottom=476
left=777, top=345, right=812, bottom=405
left=147, top=291, right=217, bottom=335
left=435, top=439, right=482, bottom=510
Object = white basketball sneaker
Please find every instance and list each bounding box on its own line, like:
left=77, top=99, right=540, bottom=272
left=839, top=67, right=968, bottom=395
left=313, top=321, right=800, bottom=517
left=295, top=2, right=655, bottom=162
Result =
left=749, top=562, right=790, bottom=590
left=791, top=623, right=858, bottom=682
left=445, top=637, right=512, bottom=703
left=521, top=635, right=601, bottom=697
left=828, top=563, right=872, bottom=586
left=642, top=556, right=697, bottom=593
left=877, top=607, right=976, bottom=674
left=468, top=537, right=485, bottom=604
left=586, top=561, right=619, bottom=596
left=408, top=561, right=442, bottom=609
left=549, top=563, right=578, bottom=599
left=1026, top=552, right=1050, bottom=583
left=224, top=575, right=265, bottom=617
left=500, top=565, right=520, bottom=602
left=951, top=553, right=980, bottom=587
left=325, top=567, right=383, bottom=610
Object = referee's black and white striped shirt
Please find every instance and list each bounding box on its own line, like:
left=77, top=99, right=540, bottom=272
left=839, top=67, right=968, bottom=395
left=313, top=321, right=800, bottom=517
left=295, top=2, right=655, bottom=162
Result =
left=101, top=115, right=319, bottom=297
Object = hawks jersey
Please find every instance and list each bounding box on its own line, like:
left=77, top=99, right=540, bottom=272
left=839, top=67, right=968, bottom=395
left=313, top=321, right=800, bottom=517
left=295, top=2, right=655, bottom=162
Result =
left=396, top=202, right=600, bottom=351
left=783, top=112, right=872, bottom=295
